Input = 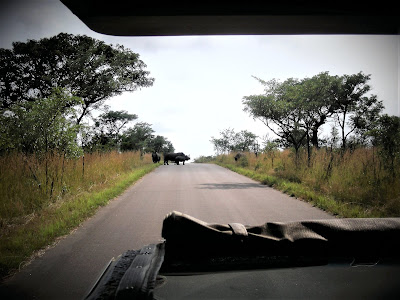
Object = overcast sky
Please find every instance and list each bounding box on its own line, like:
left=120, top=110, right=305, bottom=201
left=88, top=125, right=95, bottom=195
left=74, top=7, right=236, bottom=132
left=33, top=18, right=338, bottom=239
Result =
left=1, top=0, right=399, bottom=160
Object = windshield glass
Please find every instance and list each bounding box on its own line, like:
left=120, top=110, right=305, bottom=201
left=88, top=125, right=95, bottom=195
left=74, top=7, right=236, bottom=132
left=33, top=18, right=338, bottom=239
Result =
left=1, top=2, right=398, bottom=161
left=0, top=1, right=399, bottom=298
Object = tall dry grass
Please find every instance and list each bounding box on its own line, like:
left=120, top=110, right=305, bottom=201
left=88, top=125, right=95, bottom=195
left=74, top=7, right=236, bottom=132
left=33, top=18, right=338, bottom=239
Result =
left=0, top=151, right=157, bottom=279
left=0, top=151, right=152, bottom=226
left=216, top=148, right=400, bottom=217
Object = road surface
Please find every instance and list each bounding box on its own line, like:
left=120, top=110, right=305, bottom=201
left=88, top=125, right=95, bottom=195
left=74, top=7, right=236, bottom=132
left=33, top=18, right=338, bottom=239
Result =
left=1, top=163, right=334, bottom=299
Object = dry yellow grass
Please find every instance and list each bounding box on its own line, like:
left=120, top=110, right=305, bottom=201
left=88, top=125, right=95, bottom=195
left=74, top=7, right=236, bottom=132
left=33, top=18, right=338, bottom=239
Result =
left=215, top=148, right=400, bottom=217
left=0, top=151, right=152, bottom=225
left=0, top=151, right=157, bottom=279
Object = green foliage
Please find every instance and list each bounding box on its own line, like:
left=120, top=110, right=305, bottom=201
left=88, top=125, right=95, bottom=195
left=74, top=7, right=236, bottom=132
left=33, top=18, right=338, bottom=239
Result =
left=193, top=155, right=216, bottom=163
left=0, top=88, right=84, bottom=200
left=369, top=114, right=400, bottom=175
left=97, top=110, right=138, bottom=137
left=0, top=88, right=82, bottom=157
left=233, top=130, right=257, bottom=152
left=121, top=127, right=175, bottom=155
left=0, top=33, right=175, bottom=156
left=210, top=128, right=236, bottom=154
left=262, top=138, right=279, bottom=153
left=332, top=72, right=383, bottom=150
left=242, top=76, right=307, bottom=154
left=120, top=122, right=153, bottom=152
left=242, top=72, right=383, bottom=154
left=210, top=128, right=258, bottom=154
left=237, top=154, right=249, bottom=167
left=0, top=33, right=154, bottom=124
left=83, top=109, right=137, bottom=152
left=147, top=135, right=174, bottom=153
left=0, top=34, right=171, bottom=280
left=296, top=72, right=340, bottom=147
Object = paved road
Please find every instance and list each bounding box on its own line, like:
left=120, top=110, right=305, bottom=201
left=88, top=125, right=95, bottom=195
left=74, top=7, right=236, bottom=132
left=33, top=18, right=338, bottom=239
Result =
left=1, top=163, right=334, bottom=299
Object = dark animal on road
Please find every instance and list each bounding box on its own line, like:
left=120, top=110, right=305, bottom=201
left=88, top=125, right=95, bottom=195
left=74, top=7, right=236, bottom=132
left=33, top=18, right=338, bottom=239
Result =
left=234, top=153, right=243, bottom=161
left=174, top=155, right=190, bottom=165
left=164, top=152, right=190, bottom=165
left=152, top=152, right=161, bottom=163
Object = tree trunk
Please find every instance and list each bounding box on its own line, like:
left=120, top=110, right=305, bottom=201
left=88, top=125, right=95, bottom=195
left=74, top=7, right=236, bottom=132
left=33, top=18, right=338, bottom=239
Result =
left=306, top=132, right=311, bottom=167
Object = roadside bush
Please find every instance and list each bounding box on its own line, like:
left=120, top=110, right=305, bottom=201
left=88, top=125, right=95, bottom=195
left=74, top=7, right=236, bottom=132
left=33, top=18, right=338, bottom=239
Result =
left=194, top=155, right=215, bottom=163
left=238, top=155, right=249, bottom=167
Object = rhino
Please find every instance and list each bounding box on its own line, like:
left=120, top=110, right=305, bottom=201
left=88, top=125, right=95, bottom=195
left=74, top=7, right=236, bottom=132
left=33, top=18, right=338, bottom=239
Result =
left=234, top=153, right=243, bottom=161
left=164, top=152, right=190, bottom=165
left=152, top=152, right=161, bottom=163
left=174, top=155, right=190, bottom=165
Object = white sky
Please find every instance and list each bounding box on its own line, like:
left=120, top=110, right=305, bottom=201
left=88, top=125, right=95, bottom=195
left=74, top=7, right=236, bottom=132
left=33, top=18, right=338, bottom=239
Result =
left=1, top=0, right=399, bottom=160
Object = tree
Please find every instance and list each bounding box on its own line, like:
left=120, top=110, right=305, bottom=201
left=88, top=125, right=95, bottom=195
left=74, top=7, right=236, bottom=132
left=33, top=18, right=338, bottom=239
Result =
left=243, top=72, right=383, bottom=163
left=261, top=134, right=279, bottom=167
left=81, top=110, right=137, bottom=152
left=120, top=122, right=155, bottom=153
left=0, top=88, right=83, bottom=195
left=96, top=110, right=137, bottom=137
left=147, top=135, right=174, bottom=153
left=210, top=128, right=258, bottom=154
left=242, top=77, right=307, bottom=159
left=297, top=72, right=340, bottom=148
left=233, top=130, right=257, bottom=152
left=210, top=128, right=236, bottom=154
left=245, top=73, right=339, bottom=165
left=210, top=136, right=225, bottom=155
left=0, top=33, right=154, bottom=124
left=0, top=88, right=82, bottom=156
left=332, top=72, right=382, bottom=150
left=369, top=114, right=400, bottom=176
left=161, top=141, right=175, bottom=154
left=350, top=94, right=384, bottom=146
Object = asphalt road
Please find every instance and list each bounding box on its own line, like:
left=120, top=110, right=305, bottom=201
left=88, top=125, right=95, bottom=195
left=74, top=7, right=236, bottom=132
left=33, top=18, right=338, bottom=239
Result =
left=1, top=163, right=334, bottom=299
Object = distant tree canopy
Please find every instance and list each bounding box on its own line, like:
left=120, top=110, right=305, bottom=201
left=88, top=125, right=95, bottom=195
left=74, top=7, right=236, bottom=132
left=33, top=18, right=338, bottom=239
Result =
left=96, top=110, right=138, bottom=138
left=147, top=135, right=175, bottom=154
left=0, top=33, right=155, bottom=124
left=242, top=72, right=384, bottom=156
left=81, top=109, right=137, bottom=152
left=120, top=122, right=174, bottom=154
left=120, top=122, right=154, bottom=153
left=80, top=116, right=174, bottom=154
left=210, top=128, right=258, bottom=154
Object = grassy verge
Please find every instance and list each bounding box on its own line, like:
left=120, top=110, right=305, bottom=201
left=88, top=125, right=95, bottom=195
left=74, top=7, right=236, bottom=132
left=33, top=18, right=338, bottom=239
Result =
left=0, top=152, right=159, bottom=280
left=212, top=149, right=398, bottom=219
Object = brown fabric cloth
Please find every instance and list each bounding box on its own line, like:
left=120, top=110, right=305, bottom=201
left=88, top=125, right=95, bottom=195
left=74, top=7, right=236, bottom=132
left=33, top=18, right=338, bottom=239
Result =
left=161, top=211, right=400, bottom=271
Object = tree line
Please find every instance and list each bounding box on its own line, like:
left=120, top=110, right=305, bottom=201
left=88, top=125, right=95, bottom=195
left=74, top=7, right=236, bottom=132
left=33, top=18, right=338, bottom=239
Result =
left=210, top=128, right=259, bottom=155
left=212, top=72, right=399, bottom=175
left=0, top=33, right=174, bottom=158
left=243, top=72, right=382, bottom=153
